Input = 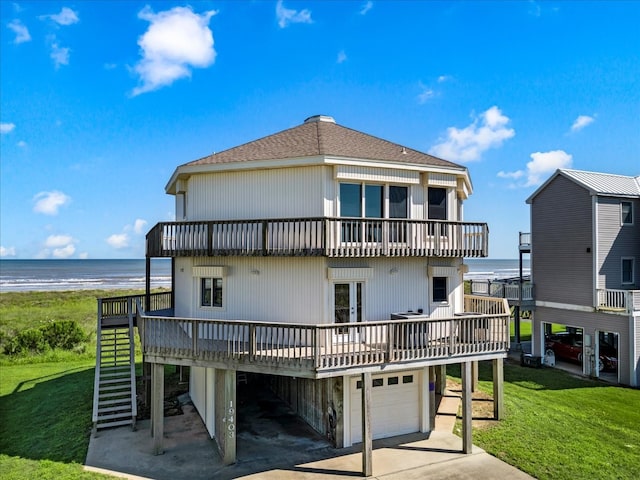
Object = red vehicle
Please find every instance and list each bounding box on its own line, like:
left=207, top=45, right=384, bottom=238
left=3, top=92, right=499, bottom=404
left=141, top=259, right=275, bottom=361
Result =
left=544, top=332, right=617, bottom=372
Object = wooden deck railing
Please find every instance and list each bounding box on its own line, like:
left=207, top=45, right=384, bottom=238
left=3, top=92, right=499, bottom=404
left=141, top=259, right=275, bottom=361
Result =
left=146, top=218, right=488, bottom=258
left=135, top=295, right=509, bottom=377
left=596, top=289, right=640, bottom=315
left=98, top=292, right=172, bottom=326
left=469, top=280, right=534, bottom=303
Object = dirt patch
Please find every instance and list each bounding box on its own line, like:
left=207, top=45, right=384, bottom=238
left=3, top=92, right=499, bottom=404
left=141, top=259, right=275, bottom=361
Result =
left=445, top=378, right=499, bottom=430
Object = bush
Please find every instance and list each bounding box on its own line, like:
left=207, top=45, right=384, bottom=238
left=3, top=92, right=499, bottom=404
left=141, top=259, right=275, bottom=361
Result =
left=3, top=320, right=88, bottom=356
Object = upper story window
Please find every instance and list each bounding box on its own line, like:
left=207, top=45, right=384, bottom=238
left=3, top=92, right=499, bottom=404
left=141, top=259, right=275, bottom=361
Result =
left=339, top=183, right=408, bottom=219
left=428, top=187, right=447, bottom=220
left=622, top=258, right=634, bottom=285
left=621, top=201, right=633, bottom=225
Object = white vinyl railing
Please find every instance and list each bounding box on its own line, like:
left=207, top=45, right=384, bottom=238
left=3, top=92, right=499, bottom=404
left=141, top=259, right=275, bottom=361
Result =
left=597, top=289, right=640, bottom=314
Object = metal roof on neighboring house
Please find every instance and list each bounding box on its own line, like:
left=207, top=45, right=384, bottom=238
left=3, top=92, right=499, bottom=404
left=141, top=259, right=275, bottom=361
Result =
left=560, top=169, right=640, bottom=197
left=183, top=115, right=460, bottom=169
left=527, top=168, right=640, bottom=203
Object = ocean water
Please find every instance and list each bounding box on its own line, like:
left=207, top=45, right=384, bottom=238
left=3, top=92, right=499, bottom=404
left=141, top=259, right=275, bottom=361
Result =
left=464, top=258, right=530, bottom=281
left=0, top=259, right=172, bottom=292
left=0, top=258, right=528, bottom=293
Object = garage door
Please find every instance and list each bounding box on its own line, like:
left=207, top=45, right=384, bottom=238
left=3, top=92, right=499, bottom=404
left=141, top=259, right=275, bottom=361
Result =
left=350, top=370, right=420, bottom=444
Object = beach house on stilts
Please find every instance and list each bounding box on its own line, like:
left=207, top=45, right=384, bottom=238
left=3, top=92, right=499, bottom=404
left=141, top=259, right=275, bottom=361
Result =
left=93, top=115, right=510, bottom=475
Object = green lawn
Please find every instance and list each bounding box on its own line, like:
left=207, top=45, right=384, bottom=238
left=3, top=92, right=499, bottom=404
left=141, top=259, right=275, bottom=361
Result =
left=0, top=361, right=111, bottom=479
left=449, top=361, right=640, bottom=480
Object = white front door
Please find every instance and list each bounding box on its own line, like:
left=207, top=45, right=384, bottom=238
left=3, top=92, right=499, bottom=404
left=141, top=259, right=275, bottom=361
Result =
left=334, top=282, right=363, bottom=342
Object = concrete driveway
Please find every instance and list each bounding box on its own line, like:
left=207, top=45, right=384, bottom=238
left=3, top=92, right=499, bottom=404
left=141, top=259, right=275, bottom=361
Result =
left=85, top=382, right=534, bottom=480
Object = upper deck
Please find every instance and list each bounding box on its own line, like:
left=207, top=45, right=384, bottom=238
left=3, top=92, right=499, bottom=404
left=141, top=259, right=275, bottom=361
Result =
left=146, top=217, right=488, bottom=259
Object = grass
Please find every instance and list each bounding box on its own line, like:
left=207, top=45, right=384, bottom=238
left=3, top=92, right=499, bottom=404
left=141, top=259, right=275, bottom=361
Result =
left=0, top=360, right=111, bottom=479
left=510, top=319, right=565, bottom=342
left=0, top=289, right=159, bottom=365
left=448, top=361, right=640, bottom=480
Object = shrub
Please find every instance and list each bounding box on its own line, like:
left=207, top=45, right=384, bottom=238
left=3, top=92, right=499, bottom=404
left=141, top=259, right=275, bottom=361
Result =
left=3, top=320, right=88, bottom=356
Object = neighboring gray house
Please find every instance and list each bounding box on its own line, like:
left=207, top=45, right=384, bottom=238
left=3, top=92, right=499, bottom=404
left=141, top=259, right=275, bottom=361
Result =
left=527, top=169, right=640, bottom=386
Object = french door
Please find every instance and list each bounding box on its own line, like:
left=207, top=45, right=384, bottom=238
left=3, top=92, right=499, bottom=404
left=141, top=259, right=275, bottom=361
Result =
left=334, top=282, right=363, bottom=342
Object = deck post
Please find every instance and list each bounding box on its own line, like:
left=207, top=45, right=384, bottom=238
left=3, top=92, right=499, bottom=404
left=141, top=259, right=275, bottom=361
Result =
left=435, top=364, right=447, bottom=395
left=361, top=371, right=372, bottom=477
left=151, top=363, right=164, bottom=455
left=471, top=361, right=479, bottom=392
left=215, top=369, right=237, bottom=465
left=492, top=358, right=504, bottom=420
left=461, top=361, right=473, bottom=454
left=429, top=366, right=436, bottom=428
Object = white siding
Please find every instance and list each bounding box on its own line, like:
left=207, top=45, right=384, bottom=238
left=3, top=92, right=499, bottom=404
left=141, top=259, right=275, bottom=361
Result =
left=187, top=166, right=327, bottom=220
left=335, top=165, right=420, bottom=184
left=190, top=366, right=215, bottom=438
left=174, top=256, right=463, bottom=323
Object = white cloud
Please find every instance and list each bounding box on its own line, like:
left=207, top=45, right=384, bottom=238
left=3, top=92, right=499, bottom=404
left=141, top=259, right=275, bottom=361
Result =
left=525, top=150, right=572, bottom=186
left=417, top=84, right=435, bottom=104
left=41, top=234, right=76, bottom=259
left=1, top=122, right=16, bottom=134
left=33, top=191, right=71, bottom=215
left=0, top=246, right=17, bottom=257
left=50, top=41, right=70, bottom=68
left=7, top=19, right=31, bottom=43
left=570, top=114, right=595, bottom=133
left=41, top=7, right=79, bottom=26
left=132, top=6, right=217, bottom=96
left=79, top=252, right=89, bottom=259
left=528, top=1, right=541, bottom=17
left=437, top=75, right=451, bottom=83
left=107, top=233, right=129, bottom=249
left=497, top=170, right=524, bottom=180
left=52, top=244, right=76, bottom=258
left=133, top=218, right=148, bottom=235
left=337, top=50, right=347, bottom=64
left=430, top=106, right=515, bottom=162
left=45, top=234, right=74, bottom=248
left=276, top=1, right=312, bottom=28
left=17, top=140, right=27, bottom=147
left=360, top=1, right=373, bottom=15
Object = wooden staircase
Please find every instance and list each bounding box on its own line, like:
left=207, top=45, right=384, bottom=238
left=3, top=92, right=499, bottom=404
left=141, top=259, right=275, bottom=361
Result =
left=92, top=306, right=137, bottom=433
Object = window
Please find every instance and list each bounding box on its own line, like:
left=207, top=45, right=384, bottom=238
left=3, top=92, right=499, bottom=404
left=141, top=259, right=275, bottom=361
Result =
left=365, top=185, right=383, bottom=218
left=402, top=375, right=414, bottom=384
left=428, top=187, right=447, bottom=220
left=372, top=378, right=384, bottom=387
left=621, top=202, right=633, bottom=225
left=339, top=182, right=409, bottom=219
left=432, top=277, right=448, bottom=303
left=387, top=376, right=399, bottom=385
left=201, top=277, right=223, bottom=307
left=389, top=186, right=408, bottom=219
left=340, top=183, right=362, bottom=217
left=622, top=258, right=634, bottom=284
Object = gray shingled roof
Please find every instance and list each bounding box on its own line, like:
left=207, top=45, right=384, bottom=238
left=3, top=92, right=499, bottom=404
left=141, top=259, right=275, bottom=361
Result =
left=560, top=169, right=640, bottom=197
left=184, top=115, right=460, bottom=169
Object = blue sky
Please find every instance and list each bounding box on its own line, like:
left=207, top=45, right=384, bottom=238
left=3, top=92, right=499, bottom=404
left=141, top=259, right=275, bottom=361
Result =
left=1, top=1, right=638, bottom=259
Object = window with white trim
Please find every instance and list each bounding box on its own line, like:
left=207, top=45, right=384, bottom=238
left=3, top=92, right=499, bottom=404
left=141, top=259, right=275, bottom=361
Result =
left=432, top=276, right=448, bottom=303
left=622, top=258, right=634, bottom=285
left=621, top=201, right=633, bottom=225
left=201, top=277, right=223, bottom=307
left=339, top=182, right=408, bottom=219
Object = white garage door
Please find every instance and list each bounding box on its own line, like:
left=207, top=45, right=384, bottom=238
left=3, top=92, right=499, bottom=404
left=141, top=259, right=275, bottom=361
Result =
left=350, top=370, right=420, bottom=444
